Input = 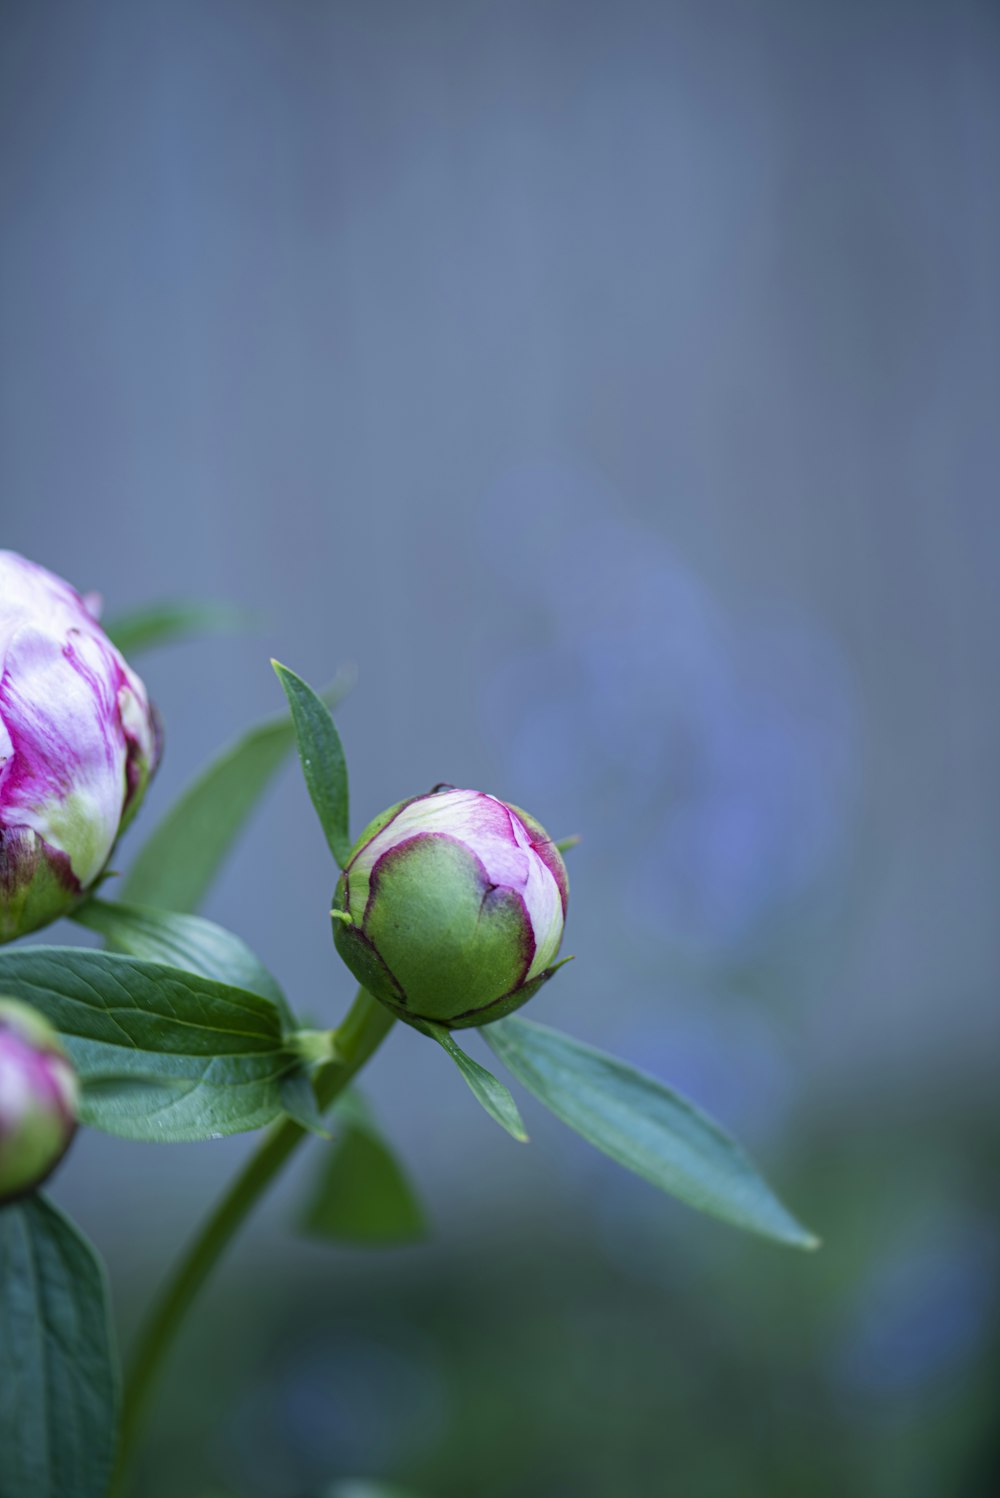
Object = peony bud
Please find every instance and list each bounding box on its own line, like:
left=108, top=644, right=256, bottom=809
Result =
left=0, top=997, right=79, bottom=1203
left=0, top=551, right=160, bottom=942
left=332, top=786, right=569, bottom=1029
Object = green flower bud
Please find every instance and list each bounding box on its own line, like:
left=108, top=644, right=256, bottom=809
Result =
left=332, top=787, right=569, bottom=1029
left=0, top=998, right=79, bottom=1203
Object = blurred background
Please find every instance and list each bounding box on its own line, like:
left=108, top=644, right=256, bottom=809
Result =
left=2, top=1, right=999, bottom=1494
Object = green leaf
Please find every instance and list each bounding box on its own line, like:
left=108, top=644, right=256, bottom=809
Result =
left=272, top=660, right=351, bottom=868
left=279, top=1067, right=331, bottom=1137
left=0, top=1195, right=118, bottom=1498
left=103, top=600, right=255, bottom=657
left=299, top=1091, right=426, bottom=1246
left=426, top=1023, right=528, bottom=1143
left=71, top=897, right=291, bottom=1023
left=120, top=670, right=352, bottom=912
left=483, top=1018, right=819, bottom=1250
left=0, top=947, right=295, bottom=1142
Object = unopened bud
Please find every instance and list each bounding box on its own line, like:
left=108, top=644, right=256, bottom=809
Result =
left=0, top=998, right=79, bottom=1203
left=0, top=551, right=161, bottom=941
left=332, top=786, right=569, bottom=1029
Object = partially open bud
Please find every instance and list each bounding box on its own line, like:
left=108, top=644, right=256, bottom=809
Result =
left=0, top=551, right=160, bottom=942
left=332, top=786, right=569, bottom=1029
left=0, top=998, right=79, bottom=1203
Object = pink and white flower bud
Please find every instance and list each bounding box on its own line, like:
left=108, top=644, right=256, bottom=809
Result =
left=0, top=551, right=161, bottom=942
left=332, top=786, right=569, bottom=1029
left=0, top=998, right=79, bottom=1203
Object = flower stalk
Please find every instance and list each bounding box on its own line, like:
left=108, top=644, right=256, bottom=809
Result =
left=113, top=987, right=395, bottom=1496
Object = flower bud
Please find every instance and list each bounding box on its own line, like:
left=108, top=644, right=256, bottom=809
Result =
left=0, top=998, right=79, bottom=1203
left=0, top=551, right=160, bottom=942
left=332, top=786, right=569, bottom=1029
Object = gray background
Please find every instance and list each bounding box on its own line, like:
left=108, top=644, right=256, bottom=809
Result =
left=2, top=2, right=999, bottom=1495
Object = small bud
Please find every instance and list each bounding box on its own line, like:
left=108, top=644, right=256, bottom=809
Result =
left=0, top=551, right=161, bottom=942
left=0, top=998, right=79, bottom=1203
left=332, top=787, right=569, bottom=1029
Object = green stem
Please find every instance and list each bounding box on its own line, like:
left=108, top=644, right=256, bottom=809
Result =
left=113, top=988, right=395, bottom=1494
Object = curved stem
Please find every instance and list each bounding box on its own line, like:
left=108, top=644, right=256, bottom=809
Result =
left=113, top=988, right=395, bottom=1494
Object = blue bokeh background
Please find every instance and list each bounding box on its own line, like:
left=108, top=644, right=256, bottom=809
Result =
left=2, top=2, right=999, bottom=1494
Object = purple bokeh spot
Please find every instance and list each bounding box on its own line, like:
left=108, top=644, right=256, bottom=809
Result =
left=225, top=1329, right=447, bottom=1490
left=829, top=1216, right=998, bottom=1398
left=478, top=460, right=859, bottom=961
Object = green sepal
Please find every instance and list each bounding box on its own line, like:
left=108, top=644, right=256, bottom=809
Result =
left=0, top=829, right=85, bottom=945
left=424, top=1023, right=528, bottom=1142
left=342, top=795, right=418, bottom=863
left=361, top=836, right=530, bottom=1023
left=332, top=884, right=406, bottom=1010
left=445, top=958, right=572, bottom=1031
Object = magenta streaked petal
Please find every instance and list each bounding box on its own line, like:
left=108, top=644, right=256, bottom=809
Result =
left=0, top=999, right=78, bottom=1201
left=527, top=833, right=569, bottom=916
left=118, top=674, right=159, bottom=807
left=0, top=626, right=127, bottom=884
left=0, top=707, right=13, bottom=796
left=0, top=552, right=159, bottom=929
left=0, top=553, right=98, bottom=652
left=350, top=788, right=531, bottom=891
left=0, top=1044, right=35, bottom=1132
left=516, top=852, right=564, bottom=978
left=382, top=789, right=517, bottom=850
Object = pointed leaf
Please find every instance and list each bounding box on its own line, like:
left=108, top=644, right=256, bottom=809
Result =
left=121, top=671, right=352, bottom=912
left=484, top=1018, right=818, bottom=1249
left=300, top=1091, right=426, bottom=1246
left=280, top=1067, right=331, bottom=1137
left=103, top=600, right=255, bottom=657
left=0, top=947, right=294, bottom=1142
left=0, top=1195, right=118, bottom=1498
left=71, top=897, right=291, bottom=1022
left=272, top=661, right=351, bottom=867
left=426, top=1024, right=528, bottom=1142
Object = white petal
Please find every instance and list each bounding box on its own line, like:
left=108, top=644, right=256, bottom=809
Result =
left=0, top=625, right=127, bottom=886
left=511, top=814, right=565, bottom=980
left=353, top=788, right=530, bottom=890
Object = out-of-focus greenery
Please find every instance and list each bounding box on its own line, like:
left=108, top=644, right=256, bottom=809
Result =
left=6, top=0, right=997, bottom=1493
left=127, top=1084, right=997, bottom=1498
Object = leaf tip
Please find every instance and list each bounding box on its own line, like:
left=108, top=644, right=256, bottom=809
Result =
left=777, top=1218, right=821, bottom=1252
